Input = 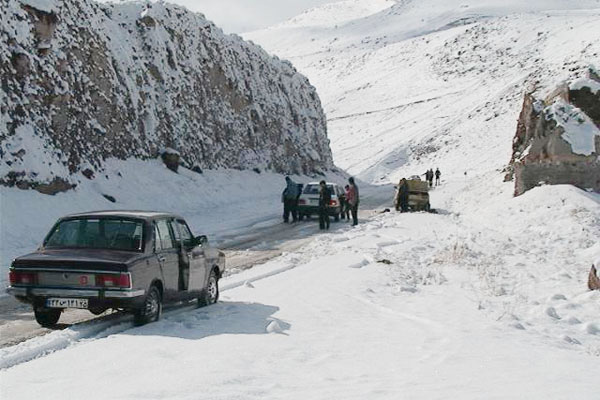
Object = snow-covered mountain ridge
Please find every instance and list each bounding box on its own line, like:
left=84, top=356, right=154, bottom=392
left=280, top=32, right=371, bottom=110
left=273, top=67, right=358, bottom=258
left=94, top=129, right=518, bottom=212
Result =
left=245, top=0, right=600, bottom=184
left=0, top=0, right=333, bottom=193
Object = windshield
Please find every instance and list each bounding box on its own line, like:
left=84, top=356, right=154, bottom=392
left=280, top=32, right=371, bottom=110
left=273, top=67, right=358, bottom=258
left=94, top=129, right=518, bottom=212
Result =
left=303, top=184, right=335, bottom=195
left=45, top=218, right=144, bottom=252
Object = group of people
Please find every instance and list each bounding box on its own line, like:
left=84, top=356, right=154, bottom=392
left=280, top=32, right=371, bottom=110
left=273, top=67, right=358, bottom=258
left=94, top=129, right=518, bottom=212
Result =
left=424, top=168, right=441, bottom=187
left=323, top=177, right=359, bottom=229
left=282, top=176, right=360, bottom=230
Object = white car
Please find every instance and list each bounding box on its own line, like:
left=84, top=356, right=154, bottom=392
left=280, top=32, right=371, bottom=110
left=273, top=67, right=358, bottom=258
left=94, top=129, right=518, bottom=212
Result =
left=297, top=182, right=344, bottom=221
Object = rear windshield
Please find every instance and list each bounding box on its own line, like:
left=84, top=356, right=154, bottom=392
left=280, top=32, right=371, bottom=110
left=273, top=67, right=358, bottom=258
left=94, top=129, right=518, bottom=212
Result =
left=303, top=184, right=335, bottom=194
left=45, top=218, right=144, bottom=252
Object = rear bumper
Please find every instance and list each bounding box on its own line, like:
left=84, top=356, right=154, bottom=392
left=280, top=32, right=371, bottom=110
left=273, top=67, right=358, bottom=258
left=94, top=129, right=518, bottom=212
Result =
left=297, top=205, right=341, bottom=216
left=7, top=286, right=146, bottom=309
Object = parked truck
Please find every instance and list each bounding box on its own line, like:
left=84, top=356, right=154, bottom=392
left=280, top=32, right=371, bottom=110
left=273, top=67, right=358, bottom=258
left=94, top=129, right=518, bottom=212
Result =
left=407, top=176, right=431, bottom=212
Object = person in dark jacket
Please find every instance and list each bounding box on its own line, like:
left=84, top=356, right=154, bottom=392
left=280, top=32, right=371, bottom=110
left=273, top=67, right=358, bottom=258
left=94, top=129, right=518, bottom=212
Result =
left=435, top=168, right=441, bottom=186
left=282, top=176, right=299, bottom=223
left=318, top=180, right=331, bottom=230
left=424, top=169, right=434, bottom=187
left=347, top=177, right=359, bottom=226
left=395, top=178, right=409, bottom=212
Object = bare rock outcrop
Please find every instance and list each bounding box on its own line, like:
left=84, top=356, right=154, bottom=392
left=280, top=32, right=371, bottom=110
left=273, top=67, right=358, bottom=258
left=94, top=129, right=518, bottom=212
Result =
left=508, top=67, right=600, bottom=196
left=0, top=0, right=333, bottom=194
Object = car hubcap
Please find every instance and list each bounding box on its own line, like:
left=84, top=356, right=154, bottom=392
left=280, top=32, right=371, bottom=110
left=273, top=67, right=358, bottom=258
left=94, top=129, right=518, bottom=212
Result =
left=208, top=277, right=217, bottom=302
left=146, top=292, right=159, bottom=318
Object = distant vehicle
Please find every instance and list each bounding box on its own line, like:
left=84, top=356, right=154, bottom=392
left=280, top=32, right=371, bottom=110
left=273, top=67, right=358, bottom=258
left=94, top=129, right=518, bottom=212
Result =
left=297, top=182, right=344, bottom=221
left=7, top=211, right=225, bottom=327
left=407, top=177, right=430, bottom=211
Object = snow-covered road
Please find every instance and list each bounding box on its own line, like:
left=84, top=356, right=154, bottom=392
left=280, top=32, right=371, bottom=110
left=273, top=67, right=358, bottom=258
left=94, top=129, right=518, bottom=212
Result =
left=1, top=179, right=598, bottom=399
left=0, top=186, right=388, bottom=350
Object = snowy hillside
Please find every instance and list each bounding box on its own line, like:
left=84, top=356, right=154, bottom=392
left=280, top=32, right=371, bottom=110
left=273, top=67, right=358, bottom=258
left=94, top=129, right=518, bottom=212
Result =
left=246, top=0, right=600, bottom=183
left=0, top=0, right=333, bottom=192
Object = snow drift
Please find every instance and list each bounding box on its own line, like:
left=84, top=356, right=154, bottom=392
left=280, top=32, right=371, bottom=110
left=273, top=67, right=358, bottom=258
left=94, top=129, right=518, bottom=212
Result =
left=0, top=0, right=333, bottom=194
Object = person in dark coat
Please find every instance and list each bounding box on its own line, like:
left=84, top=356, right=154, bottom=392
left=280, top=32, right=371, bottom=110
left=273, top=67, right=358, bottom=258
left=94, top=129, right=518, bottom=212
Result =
left=318, top=180, right=331, bottom=230
left=347, top=177, right=359, bottom=226
left=426, top=169, right=434, bottom=187
left=395, top=178, right=409, bottom=212
left=435, top=168, right=441, bottom=186
left=282, top=176, right=299, bottom=223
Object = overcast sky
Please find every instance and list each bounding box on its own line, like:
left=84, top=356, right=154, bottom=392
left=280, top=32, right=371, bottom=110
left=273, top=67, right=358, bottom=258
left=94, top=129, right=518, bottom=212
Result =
left=108, top=0, right=338, bottom=33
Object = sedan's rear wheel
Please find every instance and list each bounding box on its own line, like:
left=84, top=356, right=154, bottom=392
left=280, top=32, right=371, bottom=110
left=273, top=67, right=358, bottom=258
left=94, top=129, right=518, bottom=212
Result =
left=34, top=307, right=61, bottom=328
left=199, top=269, right=219, bottom=307
left=134, top=285, right=161, bottom=326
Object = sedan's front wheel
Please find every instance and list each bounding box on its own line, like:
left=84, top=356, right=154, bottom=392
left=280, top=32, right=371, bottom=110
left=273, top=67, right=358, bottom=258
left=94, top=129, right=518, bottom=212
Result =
left=134, top=285, right=162, bottom=326
left=34, top=307, right=61, bottom=328
left=199, top=269, right=219, bottom=307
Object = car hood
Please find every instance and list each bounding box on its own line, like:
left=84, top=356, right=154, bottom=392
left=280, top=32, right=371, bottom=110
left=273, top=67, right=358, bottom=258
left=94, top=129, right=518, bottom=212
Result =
left=12, top=248, right=144, bottom=269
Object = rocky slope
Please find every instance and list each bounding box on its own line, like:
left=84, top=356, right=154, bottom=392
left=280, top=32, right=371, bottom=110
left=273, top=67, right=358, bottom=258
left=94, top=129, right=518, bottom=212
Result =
left=0, top=0, right=333, bottom=194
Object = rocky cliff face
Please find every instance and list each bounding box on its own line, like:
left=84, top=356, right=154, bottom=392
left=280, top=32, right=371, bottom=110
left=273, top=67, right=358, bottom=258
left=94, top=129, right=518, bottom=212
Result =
left=0, top=0, right=333, bottom=193
left=508, top=67, right=600, bottom=196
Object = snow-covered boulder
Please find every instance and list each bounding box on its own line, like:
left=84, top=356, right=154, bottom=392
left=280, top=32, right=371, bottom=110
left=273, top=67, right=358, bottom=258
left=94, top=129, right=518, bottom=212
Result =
left=508, top=67, right=600, bottom=196
left=0, top=0, right=333, bottom=194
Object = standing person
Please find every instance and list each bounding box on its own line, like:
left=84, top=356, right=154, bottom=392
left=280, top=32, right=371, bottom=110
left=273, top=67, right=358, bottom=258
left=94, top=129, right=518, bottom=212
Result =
left=318, top=180, right=331, bottom=230
left=427, top=169, right=434, bottom=187
left=338, top=186, right=347, bottom=220
left=423, top=169, right=431, bottom=187
left=435, top=168, right=441, bottom=186
left=281, top=176, right=299, bottom=223
left=395, top=178, right=409, bottom=212
left=343, top=185, right=351, bottom=220
left=347, top=177, right=359, bottom=226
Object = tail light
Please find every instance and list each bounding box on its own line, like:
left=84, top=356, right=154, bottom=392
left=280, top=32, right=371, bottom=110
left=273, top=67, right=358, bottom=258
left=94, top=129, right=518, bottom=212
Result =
left=95, top=273, right=131, bottom=288
left=330, top=200, right=338, bottom=206
left=9, top=270, right=37, bottom=286
left=298, top=199, right=306, bottom=205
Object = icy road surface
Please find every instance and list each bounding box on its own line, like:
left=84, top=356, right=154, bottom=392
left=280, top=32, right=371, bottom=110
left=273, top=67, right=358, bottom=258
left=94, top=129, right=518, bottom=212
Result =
left=1, top=181, right=598, bottom=399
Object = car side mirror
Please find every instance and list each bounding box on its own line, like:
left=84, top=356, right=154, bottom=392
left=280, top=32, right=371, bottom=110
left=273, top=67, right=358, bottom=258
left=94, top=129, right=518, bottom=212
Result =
left=195, top=235, right=208, bottom=246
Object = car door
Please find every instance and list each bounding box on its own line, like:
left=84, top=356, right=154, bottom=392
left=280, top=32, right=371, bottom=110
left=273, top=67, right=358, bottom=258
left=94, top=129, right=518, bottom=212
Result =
left=154, top=219, right=179, bottom=301
left=174, top=220, right=207, bottom=292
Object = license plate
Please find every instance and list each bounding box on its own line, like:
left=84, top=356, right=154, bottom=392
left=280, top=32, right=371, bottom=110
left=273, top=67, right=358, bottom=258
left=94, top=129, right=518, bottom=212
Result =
left=46, top=298, right=88, bottom=309
left=310, top=199, right=318, bottom=204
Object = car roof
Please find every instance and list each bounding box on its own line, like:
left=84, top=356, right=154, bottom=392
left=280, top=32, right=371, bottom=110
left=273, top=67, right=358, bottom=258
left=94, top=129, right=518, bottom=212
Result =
left=62, top=210, right=184, bottom=221
left=306, top=182, right=339, bottom=186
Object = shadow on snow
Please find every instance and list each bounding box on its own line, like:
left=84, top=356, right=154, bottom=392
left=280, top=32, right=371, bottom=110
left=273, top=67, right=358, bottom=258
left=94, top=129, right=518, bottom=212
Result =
left=126, top=301, right=291, bottom=339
